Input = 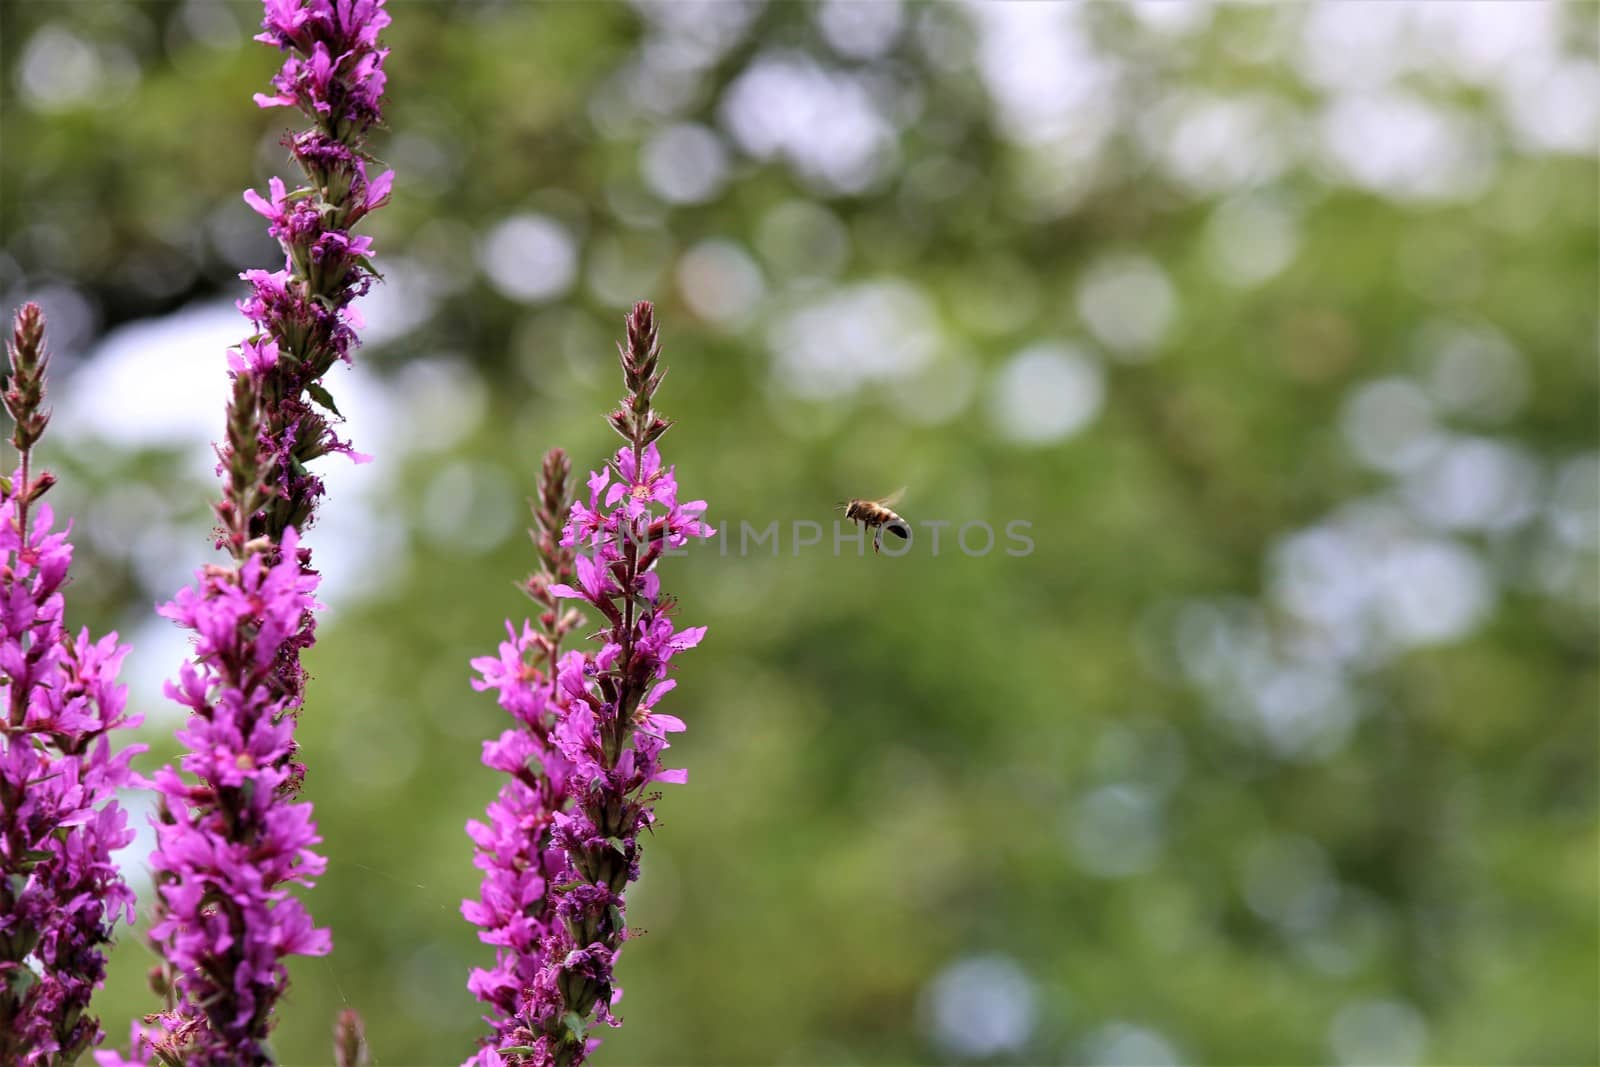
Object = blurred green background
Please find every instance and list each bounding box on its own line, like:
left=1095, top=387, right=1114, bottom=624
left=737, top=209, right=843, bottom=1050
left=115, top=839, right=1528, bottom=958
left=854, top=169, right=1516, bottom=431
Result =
left=2, top=1, right=1597, bottom=1064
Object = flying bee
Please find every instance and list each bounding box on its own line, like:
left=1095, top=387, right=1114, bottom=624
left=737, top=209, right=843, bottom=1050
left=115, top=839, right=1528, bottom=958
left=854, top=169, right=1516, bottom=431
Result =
left=837, top=488, right=910, bottom=555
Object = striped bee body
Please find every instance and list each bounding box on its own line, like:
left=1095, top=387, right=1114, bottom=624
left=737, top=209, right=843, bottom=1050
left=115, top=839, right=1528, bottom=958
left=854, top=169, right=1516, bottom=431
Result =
left=839, top=489, right=909, bottom=555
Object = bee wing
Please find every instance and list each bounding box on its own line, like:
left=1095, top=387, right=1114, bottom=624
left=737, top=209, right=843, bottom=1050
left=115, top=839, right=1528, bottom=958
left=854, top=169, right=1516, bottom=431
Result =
left=876, top=486, right=908, bottom=508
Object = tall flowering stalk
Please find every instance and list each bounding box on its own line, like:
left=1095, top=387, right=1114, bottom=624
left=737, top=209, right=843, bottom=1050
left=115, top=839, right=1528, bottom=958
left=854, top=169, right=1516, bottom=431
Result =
left=0, top=303, right=144, bottom=1064
left=238, top=0, right=392, bottom=565
left=133, top=518, right=329, bottom=1065
left=463, top=448, right=581, bottom=1053
left=112, top=2, right=392, bottom=1063
left=465, top=302, right=713, bottom=1067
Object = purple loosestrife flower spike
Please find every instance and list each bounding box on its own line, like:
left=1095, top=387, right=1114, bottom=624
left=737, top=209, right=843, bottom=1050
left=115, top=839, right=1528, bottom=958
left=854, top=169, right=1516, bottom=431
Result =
left=116, top=2, right=391, bottom=1063
left=0, top=303, right=146, bottom=1065
left=464, top=303, right=713, bottom=1067
left=237, top=0, right=392, bottom=570
left=133, top=527, right=331, bottom=1065
left=462, top=449, right=580, bottom=1053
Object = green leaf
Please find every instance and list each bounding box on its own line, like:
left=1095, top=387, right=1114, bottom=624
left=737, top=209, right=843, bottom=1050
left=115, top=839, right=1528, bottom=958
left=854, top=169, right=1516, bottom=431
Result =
left=6, top=964, right=38, bottom=998
left=19, top=848, right=53, bottom=871
left=306, top=381, right=343, bottom=417
left=351, top=254, right=385, bottom=281
left=562, top=1011, right=588, bottom=1040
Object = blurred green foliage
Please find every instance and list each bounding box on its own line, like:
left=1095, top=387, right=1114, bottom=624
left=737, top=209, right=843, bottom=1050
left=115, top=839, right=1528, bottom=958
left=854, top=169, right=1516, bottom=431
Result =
left=2, top=2, right=1596, bottom=1065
